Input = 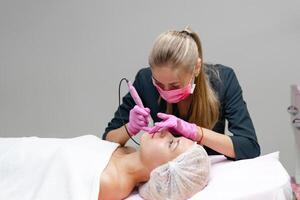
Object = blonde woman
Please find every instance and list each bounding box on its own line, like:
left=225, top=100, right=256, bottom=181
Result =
left=0, top=131, right=210, bottom=200
left=103, top=26, right=260, bottom=161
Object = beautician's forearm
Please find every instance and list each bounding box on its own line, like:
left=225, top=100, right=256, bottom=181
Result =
left=106, top=124, right=130, bottom=146
left=196, top=127, right=236, bottom=159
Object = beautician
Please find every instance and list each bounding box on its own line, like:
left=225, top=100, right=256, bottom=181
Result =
left=103, top=27, right=260, bottom=161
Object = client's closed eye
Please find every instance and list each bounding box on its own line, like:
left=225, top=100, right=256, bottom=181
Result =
left=169, top=139, right=179, bottom=151
left=169, top=139, right=174, bottom=148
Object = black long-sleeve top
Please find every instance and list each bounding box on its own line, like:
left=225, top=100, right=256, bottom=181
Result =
left=103, top=64, right=261, bottom=161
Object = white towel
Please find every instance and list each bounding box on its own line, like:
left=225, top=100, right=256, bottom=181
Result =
left=0, top=134, right=119, bottom=200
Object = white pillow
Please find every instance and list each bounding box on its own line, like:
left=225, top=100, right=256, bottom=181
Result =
left=191, top=152, right=293, bottom=200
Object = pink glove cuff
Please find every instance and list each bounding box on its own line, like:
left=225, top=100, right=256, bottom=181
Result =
left=127, top=123, right=138, bottom=136
left=187, top=123, right=198, bottom=141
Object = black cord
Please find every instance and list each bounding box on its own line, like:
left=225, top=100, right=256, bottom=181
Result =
left=118, top=78, right=140, bottom=145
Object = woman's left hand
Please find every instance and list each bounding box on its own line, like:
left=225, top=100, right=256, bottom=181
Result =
left=142, top=113, right=198, bottom=141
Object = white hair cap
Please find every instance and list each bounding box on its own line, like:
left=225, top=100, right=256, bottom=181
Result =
left=139, top=143, right=211, bottom=200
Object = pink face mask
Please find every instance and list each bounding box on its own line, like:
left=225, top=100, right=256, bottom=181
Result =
left=152, top=77, right=196, bottom=103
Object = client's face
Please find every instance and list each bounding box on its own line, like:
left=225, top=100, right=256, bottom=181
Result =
left=140, top=130, right=194, bottom=171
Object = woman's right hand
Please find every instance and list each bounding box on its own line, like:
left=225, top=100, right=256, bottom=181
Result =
left=127, top=105, right=150, bottom=136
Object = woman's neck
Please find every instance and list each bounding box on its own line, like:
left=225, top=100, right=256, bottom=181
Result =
left=116, top=151, right=150, bottom=186
left=99, top=150, right=150, bottom=199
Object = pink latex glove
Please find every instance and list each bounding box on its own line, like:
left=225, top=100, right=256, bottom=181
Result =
left=142, top=112, right=198, bottom=141
left=127, top=105, right=150, bottom=136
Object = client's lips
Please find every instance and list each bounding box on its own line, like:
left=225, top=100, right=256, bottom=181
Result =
left=150, top=131, right=164, bottom=139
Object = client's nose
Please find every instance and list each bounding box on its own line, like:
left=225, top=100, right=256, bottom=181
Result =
left=158, top=130, right=170, bottom=138
left=150, top=130, right=171, bottom=139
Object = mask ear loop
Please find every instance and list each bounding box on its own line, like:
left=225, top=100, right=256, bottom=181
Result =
left=190, top=66, right=197, bottom=94
left=190, top=78, right=196, bottom=93
left=187, top=69, right=198, bottom=122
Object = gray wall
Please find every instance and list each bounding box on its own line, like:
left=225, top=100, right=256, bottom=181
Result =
left=0, top=0, right=299, bottom=177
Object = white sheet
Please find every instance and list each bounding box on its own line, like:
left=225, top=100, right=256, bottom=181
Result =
left=0, top=135, right=119, bottom=200
left=126, top=152, right=293, bottom=200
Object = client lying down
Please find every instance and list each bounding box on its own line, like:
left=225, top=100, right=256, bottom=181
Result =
left=0, top=130, right=210, bottom=200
